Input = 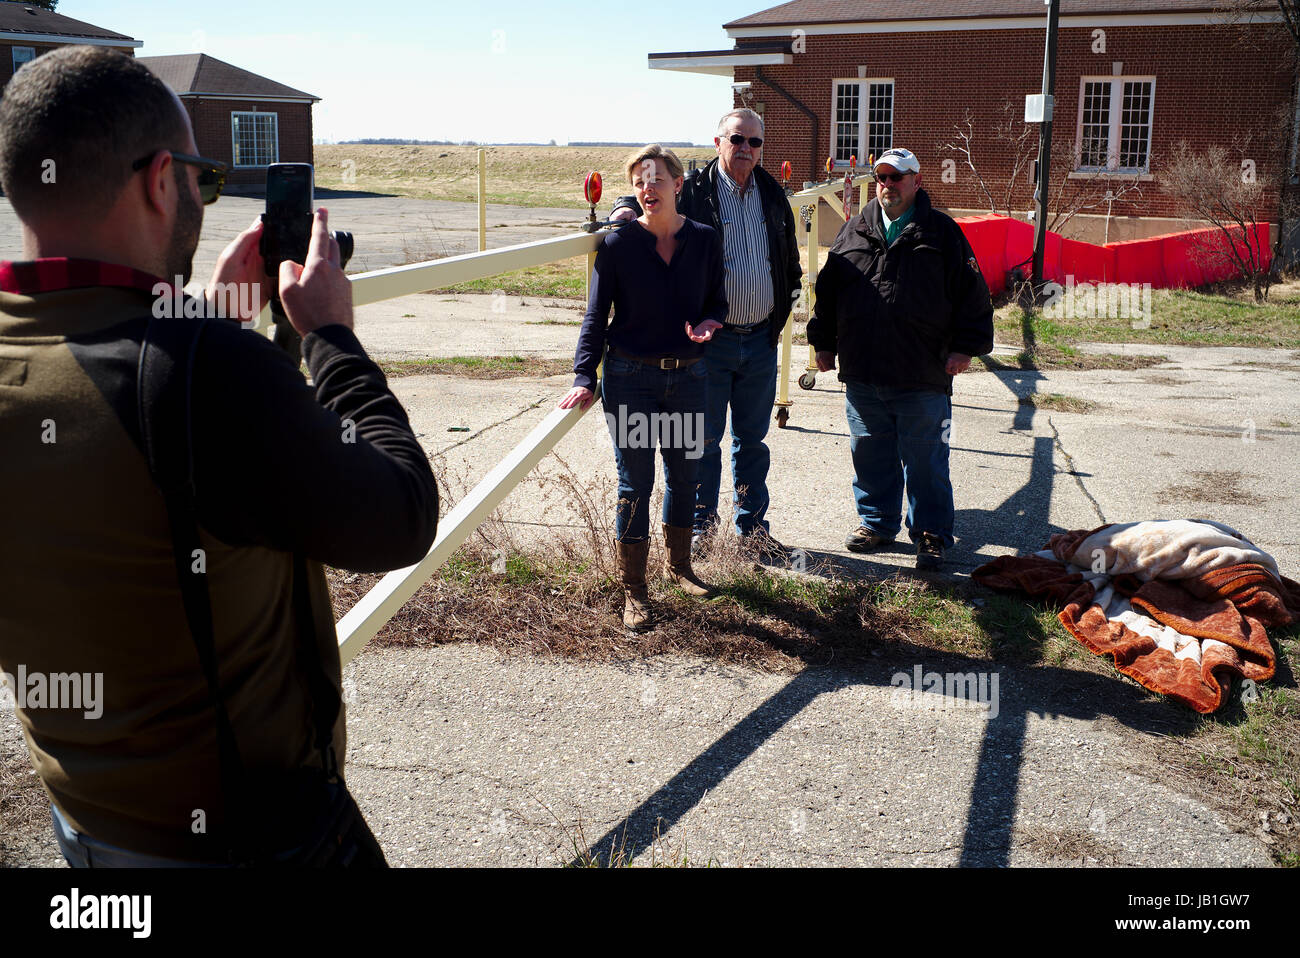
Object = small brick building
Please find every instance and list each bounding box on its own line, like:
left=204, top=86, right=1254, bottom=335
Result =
left=0, top=2, right=139, bottom=84
left=139, top=54, right=319, bottom=190
left=650, top=0, right=1299, bottom=245
left=0, top=2, right=318, bottom=194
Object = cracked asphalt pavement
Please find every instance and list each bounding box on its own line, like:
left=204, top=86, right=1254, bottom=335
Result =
left=3, top=196, right=1297, bottom=867
left=339, top=298, right=1299, bottom=867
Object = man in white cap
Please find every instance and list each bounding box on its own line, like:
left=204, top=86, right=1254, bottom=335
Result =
left=807, top=148, right=993, bottom=570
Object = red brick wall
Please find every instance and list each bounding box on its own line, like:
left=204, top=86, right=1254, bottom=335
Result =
left=735, top=22, right=1296, bottom=225
left=185, top=99, right=314, bottom=186
left=0, top=41, right=133, bottom=89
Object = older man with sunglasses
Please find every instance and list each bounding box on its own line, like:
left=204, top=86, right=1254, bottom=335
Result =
left=808, top=148, right=992, bottom=571
left=0, top=47, right=437, bottom=866
left=612, top=109, right=802, bottom=558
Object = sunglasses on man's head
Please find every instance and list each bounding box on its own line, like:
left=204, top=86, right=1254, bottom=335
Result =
left=726, top=134, right=764, bottom=148
left=132, top=151, right=228, bottom=205
left=876, top=172, right=913, bottom=184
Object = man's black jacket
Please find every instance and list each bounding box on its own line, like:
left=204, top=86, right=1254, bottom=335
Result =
left=807, top=188, right=993, bottom=396
left=612, top=157, right=802, bottom=349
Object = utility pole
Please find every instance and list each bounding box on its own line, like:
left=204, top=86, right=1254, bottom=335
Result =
left=1030, top=0, right=1060, bottom=296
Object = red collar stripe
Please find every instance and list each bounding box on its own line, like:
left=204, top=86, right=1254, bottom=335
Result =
left=0, top=258, right=168, bottom=296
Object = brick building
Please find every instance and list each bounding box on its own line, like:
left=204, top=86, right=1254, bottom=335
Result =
left=650, top=0, right=1299, bottom=244
left=0, top=2, right=139, bottom=84
left=139, top=54, right=319, bottom=189
left=0, top=2, right=318, bottom=193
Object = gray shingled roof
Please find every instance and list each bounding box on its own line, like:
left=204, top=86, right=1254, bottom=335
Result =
left=0, top=1, right=137, bottom=42
left=726, top=0, right=1251, bottom=29
left=138, top=54, right=319, bottom=101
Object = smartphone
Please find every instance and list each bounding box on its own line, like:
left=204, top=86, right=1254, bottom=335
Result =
left=261, top=162, right=314, bottom=277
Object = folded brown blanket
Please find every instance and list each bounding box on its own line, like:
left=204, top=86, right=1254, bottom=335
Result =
left=973, top=522, right=1300, bottom=713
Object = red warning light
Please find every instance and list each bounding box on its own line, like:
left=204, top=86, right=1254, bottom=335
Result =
left=584, top=171, right=603, bottom=206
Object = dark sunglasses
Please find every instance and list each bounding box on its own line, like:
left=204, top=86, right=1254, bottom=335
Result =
left=727, top=134, right=763, bottom=148
left=132, top=151, right=228, bottom=205
left=876, top=172, right=913, bottom=184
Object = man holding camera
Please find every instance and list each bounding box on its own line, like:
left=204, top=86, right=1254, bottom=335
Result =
left=611, top=109, right=802, bottom=556
left=0, top=47, right=438, bottom=866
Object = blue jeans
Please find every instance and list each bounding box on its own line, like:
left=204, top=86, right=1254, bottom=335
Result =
left=601, top=354, right=708, bottom=543
left=843, top=381, right=955, bottom=548
left=51, top=802, right=233, bottom=868
left=693, top=325, right=778, bottom=536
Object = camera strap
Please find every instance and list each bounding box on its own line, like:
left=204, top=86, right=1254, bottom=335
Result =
left=137, top=313, right=244, bottom=856
left=137, top=315, right=342, bottom=859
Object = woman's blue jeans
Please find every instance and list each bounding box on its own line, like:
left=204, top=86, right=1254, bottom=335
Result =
left=843, top=380, right=955, bottom=548
left=600, top=354, right=708, bottom=543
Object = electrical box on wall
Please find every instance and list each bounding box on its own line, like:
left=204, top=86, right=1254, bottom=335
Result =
left=1024, top=94, right=1053, bottom=123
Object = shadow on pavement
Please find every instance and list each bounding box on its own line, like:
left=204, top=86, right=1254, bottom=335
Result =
left=577, top=352, right=1141, bottom=867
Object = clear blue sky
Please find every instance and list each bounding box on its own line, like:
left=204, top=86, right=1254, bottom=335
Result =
left=63, top=0, right=763, bottom=143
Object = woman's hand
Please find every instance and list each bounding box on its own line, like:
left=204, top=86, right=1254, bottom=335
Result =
left=686, top=319, right=723, bottom=343
left=559, top=386, right=595, bottom=410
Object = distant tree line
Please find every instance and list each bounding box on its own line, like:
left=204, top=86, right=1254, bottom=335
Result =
left=569, top=142, right=704, bottom=148
left=336, top=139, right=707, bottom=147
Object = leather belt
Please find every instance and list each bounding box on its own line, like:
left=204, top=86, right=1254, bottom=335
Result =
left=608, top=345, right=702, bottom=370
left=723, top=318, right=770, bottom=335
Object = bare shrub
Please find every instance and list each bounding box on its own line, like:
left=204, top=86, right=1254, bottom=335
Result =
left=1164, top=139, right=1276, bottom=301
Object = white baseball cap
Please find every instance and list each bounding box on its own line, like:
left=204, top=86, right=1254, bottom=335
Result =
left=872, top=148, right=920, bottom=174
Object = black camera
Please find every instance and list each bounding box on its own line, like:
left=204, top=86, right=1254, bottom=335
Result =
left=260, top=163, right=353, bottom=279
left=259, top=163, right=354, bottom=360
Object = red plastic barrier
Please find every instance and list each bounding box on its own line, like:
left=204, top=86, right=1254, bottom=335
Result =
left=955, top=214, right=1273, bottom=292
left=1110, top=234, right=1166, bottom=287
left=1059, top=238, right=1116, bottom=285
left=956, top=214, right=1011, bottom=293
left=1001, top=218, right=1036, bottom=283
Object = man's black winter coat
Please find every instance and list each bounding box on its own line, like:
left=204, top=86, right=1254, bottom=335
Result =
left=807, top=188, right=993, bottom=396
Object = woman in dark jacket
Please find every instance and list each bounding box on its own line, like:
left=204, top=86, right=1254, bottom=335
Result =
left=559, top=144, right=728, bottom=631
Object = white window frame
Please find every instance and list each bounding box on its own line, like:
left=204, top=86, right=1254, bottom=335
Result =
left=12, top=46, right=35, bottom=73
left=1074, top=75, right=1155, bottom=174
left=230, top=111, right=280, bottom=168
left=829, top=78, right=893, bottom=170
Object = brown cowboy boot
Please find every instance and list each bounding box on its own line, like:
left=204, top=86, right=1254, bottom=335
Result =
left=615, top=539, right=653, bottom=632
left=662, top=524, right=715, bottom=599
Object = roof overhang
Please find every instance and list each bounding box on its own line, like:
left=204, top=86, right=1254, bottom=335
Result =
left=726, top=10, right=1284, bottom=38
left=0, top=32, right=140, bottom=47
left=649, top=48, right=793, bottom=77
left=178, top=93, right=320, bottom=104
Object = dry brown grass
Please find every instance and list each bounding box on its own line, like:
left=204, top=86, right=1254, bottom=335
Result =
left=316, top=144, right=717, bottom=210
left=326, top=457, right=1015, bottom=673
left=1156, top=469, right=1265, bottom=506
left=1017, top=393, right=1100, bottom=414
left=0, top=740, right=48, bottom=867
left=379, top=356, right=572, bottom=380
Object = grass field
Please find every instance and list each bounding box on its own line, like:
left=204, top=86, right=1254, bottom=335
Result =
left=316, top=144, right=718, bottom=209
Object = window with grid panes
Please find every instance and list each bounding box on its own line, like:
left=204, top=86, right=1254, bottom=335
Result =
left=830, top=80, right=893, bottom=166
left=1075, top=77, right=1154, bottom=172
left=231, top=112, right=279, bottom=167
left=866, top=82, right=893, bottom=161
left=833, top=82, right=860, bottom=163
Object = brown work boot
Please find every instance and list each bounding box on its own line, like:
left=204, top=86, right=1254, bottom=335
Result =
left=615, top=539, right=653, bottom=632
left=662, top=524, right=715, bottom=599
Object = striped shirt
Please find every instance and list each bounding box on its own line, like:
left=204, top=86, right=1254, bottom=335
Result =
left=715, top=166, right=774, bottom=327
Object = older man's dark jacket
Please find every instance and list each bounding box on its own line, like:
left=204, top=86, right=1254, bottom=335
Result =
left=613, top=157, right=801, bottom=349
left=808, top=188, right=993, bottom=396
